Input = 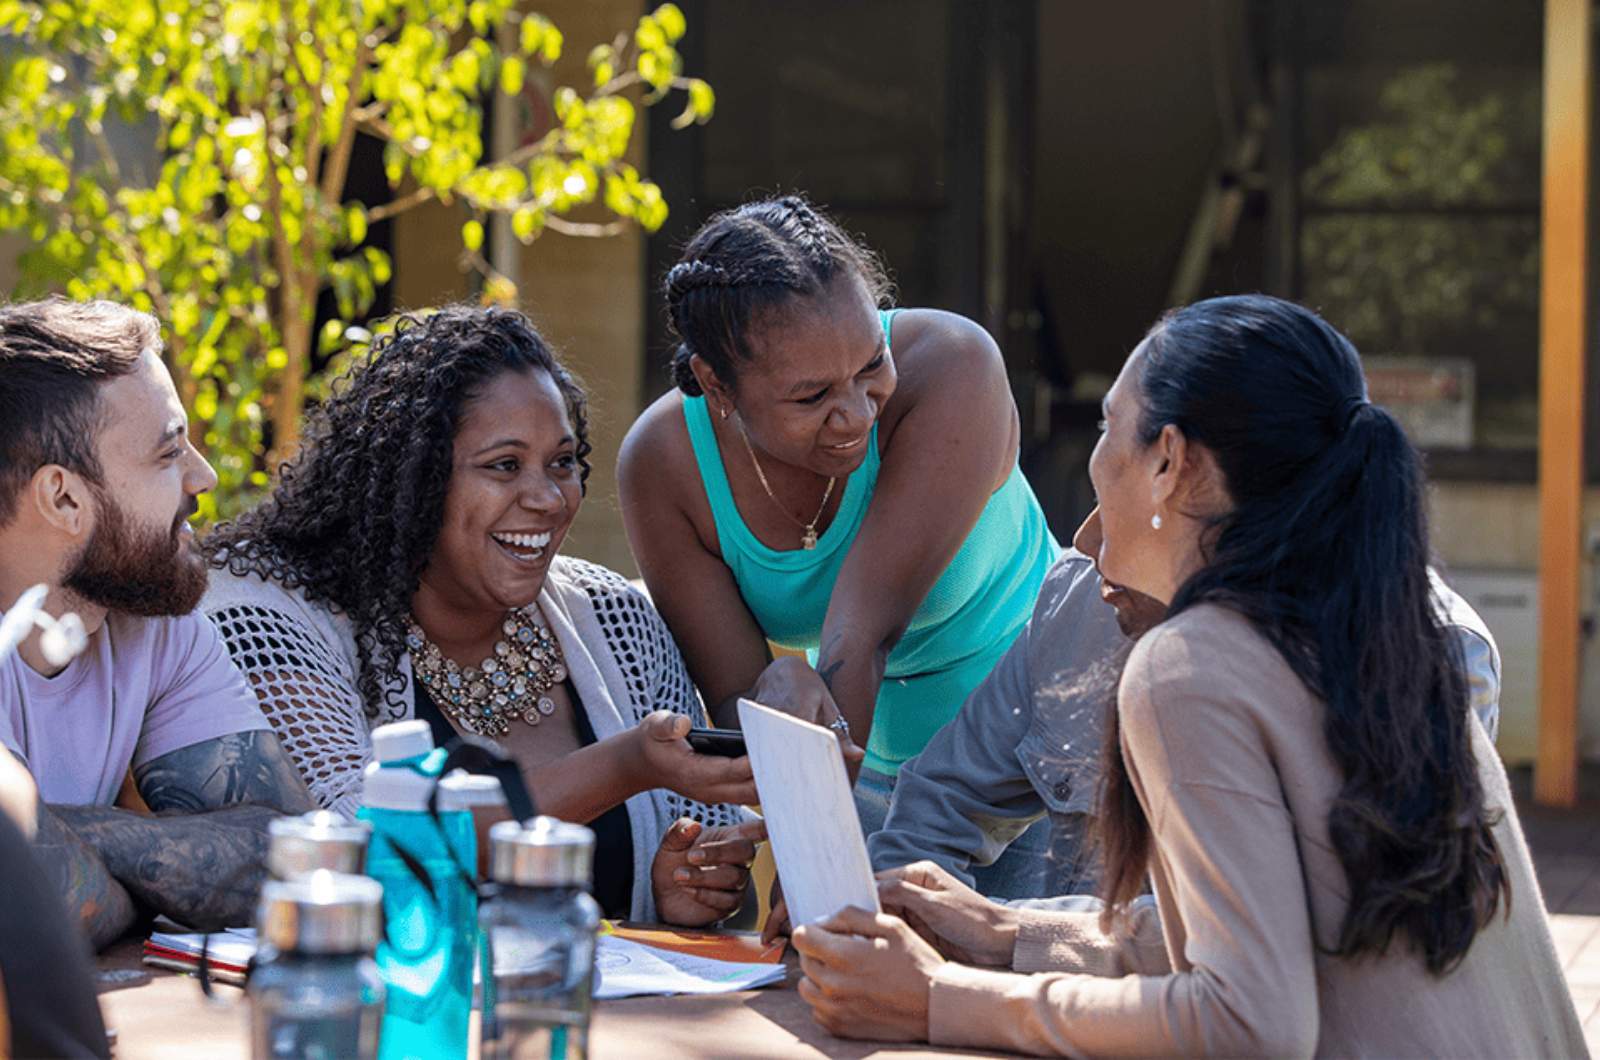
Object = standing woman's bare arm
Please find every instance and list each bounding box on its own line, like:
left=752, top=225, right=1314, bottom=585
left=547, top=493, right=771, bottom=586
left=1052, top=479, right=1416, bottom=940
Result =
left=619, top=397, right=775, bottom=726
left=816, top=311, right=1019, bottom=754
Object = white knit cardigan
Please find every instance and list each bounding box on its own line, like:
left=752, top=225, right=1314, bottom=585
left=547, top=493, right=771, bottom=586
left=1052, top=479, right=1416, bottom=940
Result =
left=202, top=555, right=746, bottom=923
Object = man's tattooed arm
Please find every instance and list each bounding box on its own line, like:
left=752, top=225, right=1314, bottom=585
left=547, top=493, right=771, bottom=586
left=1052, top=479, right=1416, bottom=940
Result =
left=30, top=805, right=140, bottom=950
left=49, top=802, right=286, bottom=933
left=132, top=730, right=314, bottom=816
left=43, top=731, right=315, bottom=939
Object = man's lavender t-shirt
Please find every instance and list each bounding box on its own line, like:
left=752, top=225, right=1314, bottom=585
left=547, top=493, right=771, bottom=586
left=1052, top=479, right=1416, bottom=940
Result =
left=0, top=611, right=271, bottom=806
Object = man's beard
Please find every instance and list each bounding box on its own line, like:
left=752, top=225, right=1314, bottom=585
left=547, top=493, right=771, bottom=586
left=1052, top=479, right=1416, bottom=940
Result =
left=62, top=489, right=207, bottom=617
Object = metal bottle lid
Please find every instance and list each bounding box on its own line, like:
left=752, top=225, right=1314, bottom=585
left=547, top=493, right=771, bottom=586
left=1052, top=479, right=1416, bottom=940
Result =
left=256, top=871, right=384, bottom=955
left=488, top=817, right=594, bottom=888
left=267, top=812, right=372, bottom=880
left=438, top=771, right=508, bottom=811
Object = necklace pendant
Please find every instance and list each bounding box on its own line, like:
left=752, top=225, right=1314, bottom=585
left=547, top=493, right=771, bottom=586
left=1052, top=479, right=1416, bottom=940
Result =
left=801, top=527, right=818, bottom=550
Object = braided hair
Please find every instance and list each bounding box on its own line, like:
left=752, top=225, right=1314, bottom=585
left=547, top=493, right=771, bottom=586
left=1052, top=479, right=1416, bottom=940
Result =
left=664, top=195, right=892, bottom=396
left=203, top=305, right=591, bottom=717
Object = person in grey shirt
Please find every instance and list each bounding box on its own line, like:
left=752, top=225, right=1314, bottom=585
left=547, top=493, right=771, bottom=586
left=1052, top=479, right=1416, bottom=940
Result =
left=868, top=548, right=1503, bottom=900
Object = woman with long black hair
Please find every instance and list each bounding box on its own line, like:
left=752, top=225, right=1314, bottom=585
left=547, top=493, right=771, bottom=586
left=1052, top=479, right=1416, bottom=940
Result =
left=790, top=294, right=1584, bottom=1056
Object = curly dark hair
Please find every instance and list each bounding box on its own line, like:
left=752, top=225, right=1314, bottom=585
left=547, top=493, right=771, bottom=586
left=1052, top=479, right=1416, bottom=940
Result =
left=663, top=194, right=893, bottom=397
left=204, top=304, right=591, bottom=717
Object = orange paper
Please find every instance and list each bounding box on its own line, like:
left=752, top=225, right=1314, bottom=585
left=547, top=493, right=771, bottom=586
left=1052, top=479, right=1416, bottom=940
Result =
left=600, top=921, right=787, bottom=964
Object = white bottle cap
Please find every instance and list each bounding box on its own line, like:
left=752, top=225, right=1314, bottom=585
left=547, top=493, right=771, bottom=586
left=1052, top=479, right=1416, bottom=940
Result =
left=438, top=771, right=508, bottom=811
left=361, top=759, right=435, bottom=811
left=370, top=720, right=433, bottom=763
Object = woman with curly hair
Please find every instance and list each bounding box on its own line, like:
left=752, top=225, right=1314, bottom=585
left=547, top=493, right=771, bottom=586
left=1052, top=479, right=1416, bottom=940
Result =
left=618, top=196, right=1059, bottom=894
left=202, top=305, right=762, bottom=926
left=789, top=296, right=1584, bottom=1056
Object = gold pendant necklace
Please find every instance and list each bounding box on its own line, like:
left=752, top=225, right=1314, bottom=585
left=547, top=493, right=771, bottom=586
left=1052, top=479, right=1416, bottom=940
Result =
left=406, top=608, right=568, bottom=739
left=736, top=419, right=835, bottom=550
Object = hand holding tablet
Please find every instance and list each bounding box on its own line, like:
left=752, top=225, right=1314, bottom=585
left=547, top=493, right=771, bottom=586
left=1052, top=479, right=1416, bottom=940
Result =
left=738, top=698, right=880, bottom=930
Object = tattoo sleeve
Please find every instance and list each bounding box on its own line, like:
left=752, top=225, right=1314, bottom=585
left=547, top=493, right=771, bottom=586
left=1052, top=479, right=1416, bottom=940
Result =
left=50, top=802, right=284, bottom=932
left=133, top=730, right=315, bottom=816
left=30, top=804, right=139, bottom=951
left=41, top=731, right=318, bottom=936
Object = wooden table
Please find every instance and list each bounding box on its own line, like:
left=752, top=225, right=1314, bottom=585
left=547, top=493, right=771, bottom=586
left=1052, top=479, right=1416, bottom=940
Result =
left=96, top=940, right=1011, bottom=1059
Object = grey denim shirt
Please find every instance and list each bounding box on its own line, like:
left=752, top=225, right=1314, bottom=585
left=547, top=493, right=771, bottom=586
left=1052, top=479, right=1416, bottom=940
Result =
left=869, top=550, right=1504, bottom=898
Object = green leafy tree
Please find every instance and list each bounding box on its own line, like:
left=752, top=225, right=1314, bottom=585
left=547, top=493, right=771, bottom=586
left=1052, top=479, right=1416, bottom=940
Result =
left=0, top=0, right=713, bottom=516
left=1300, top=64, right=1540, bottom=355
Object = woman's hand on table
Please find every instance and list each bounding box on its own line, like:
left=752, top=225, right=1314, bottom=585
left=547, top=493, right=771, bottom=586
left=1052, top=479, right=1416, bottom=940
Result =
left=749, top=657, right=866, bottom=770
left=792, top=906, right=943, bottom=1043
left=876, top=861, right=1019, bottom=967
left=626, top=711, right=760, bottom=806
left=651, top=816, right=767, bottom=927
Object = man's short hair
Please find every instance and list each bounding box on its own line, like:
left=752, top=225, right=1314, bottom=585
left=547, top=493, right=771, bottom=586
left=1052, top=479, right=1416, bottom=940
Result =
left=0, top=298, right=159, bottom=526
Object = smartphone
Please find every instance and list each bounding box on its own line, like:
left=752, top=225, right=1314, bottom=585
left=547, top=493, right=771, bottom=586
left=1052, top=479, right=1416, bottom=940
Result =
left=685, top=727, right=748, bottom=758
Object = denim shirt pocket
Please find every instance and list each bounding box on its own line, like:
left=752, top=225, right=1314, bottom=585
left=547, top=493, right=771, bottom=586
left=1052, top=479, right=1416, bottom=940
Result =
left=1017, top=728, right=1098, bottom=817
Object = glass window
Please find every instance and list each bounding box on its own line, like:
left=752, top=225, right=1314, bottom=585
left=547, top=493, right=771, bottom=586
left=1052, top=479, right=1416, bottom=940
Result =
left=1293, top=2, right=1542, bottom=463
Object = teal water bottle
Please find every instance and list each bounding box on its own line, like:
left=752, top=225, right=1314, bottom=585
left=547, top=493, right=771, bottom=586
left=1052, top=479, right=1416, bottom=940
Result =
left=358, top=721, right=478, bottom=1060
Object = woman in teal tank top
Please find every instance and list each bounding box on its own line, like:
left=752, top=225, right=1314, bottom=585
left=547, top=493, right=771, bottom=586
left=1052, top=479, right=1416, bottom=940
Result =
left=618, top=197, right=1058, bottom=881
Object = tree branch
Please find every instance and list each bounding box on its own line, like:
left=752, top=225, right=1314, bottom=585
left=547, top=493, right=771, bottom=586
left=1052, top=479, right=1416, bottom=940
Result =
left=544, top=215, right=631, bottom=238
left=319, top=37, right=371, bottom=205
left=364, top=184, right=435, bottom=224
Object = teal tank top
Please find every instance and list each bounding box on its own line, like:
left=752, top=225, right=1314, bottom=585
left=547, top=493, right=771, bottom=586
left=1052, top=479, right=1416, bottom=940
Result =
left=683, top=309, right=1060, bottom=774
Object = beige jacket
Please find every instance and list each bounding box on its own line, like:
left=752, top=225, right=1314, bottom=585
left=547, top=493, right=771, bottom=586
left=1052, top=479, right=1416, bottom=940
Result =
left=928, top=604, right=1586, bottom=1058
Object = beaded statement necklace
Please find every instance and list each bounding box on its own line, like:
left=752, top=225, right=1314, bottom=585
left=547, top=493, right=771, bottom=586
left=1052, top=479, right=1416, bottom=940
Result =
left=406, top=608, right=567, bottom=739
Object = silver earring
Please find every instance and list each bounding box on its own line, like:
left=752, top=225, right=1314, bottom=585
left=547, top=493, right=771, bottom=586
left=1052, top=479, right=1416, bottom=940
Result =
left=720, top=405, right=729, bottom=421
left=1151, top=513, right=1163, bottom=530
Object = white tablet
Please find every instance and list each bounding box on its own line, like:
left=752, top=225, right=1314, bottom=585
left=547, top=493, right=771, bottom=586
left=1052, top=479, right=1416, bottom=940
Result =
left=738, top=698, right=881, bottom=929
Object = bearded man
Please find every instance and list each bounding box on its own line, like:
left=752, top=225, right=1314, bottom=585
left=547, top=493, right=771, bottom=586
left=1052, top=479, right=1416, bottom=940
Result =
left=0, top=298, right=314, bottom=951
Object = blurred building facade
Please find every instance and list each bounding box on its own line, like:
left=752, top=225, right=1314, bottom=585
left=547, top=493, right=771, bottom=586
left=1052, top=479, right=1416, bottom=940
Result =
left=2, top=0, right=1591, bottom=769
left=467, top=0, right=1584, bottom=768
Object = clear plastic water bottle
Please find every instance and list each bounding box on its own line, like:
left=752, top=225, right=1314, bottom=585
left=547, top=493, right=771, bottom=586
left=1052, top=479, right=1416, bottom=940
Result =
left=438, top=771, right=509, bottom=877
left=249, top=871, right=386, bottom=1060
left=479, top=818, right=600, bottom=1060
left=358, top=720, right=478, bottom=1060
left=267, top=811, right=371, bottom=880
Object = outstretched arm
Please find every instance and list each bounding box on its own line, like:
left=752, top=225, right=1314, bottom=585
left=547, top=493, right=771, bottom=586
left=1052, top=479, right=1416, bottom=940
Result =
left=37, top=731, right=314, bottom=942
left=819, top=311, right=1019, bottom=759
left=618, top=395, right=776, bottom=727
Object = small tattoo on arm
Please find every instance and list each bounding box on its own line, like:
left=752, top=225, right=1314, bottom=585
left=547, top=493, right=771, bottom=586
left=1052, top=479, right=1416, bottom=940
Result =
left=817, top=632, right=848, bottom=697
left=817, top=658, right=846, bottom=696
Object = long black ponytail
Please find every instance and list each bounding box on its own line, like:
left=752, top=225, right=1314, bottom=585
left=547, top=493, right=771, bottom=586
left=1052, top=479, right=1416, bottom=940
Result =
left=1096, top=294, right=1507, bottom=975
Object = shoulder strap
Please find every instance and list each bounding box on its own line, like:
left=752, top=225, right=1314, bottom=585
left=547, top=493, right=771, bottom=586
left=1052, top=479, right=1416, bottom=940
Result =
left=680, top=395, right=746, bottom=554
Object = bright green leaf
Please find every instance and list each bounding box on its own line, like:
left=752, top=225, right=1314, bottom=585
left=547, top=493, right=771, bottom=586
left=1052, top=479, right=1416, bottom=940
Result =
left=540, top=24, right=563, bottom=63
left=655, top=4, right=686, bottom=42
left=318, top=319, right=345, bottom=355
left=519, top=14, right=546, bottom=57
left=0, top=0, right=708, bottom=521
left=635, top=15, right=665, bottom=53
left=500, top=56, right=524, bottom=97
left=511, top=206, right=543, bottom=242
left=689, top=79, right=715, bottom=119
